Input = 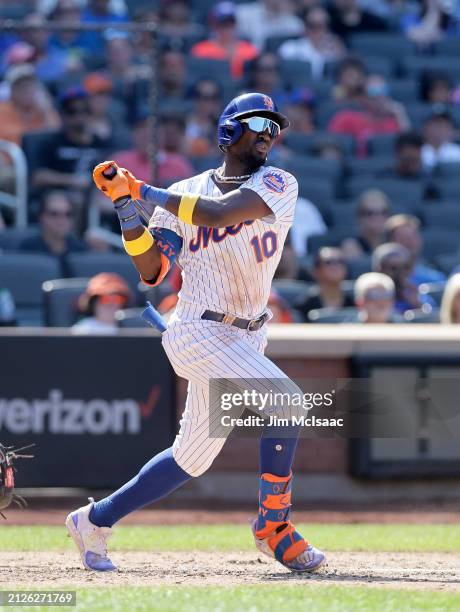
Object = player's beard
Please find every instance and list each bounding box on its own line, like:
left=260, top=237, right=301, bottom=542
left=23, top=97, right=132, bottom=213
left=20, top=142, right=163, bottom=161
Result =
left=234, top=149, right=267, bottom=173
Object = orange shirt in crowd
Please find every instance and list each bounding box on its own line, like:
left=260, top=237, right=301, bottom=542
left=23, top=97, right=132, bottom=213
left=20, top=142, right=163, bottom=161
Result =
left=0, top=101, right=60, bottom=146
left=191, top=39, right=258, bottom=80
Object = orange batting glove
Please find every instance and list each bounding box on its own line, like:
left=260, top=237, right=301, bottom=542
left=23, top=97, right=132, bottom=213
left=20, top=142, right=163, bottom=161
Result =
left=120, top=168, right=145, bottom=201
left=93, top=161, right=130, bottom=201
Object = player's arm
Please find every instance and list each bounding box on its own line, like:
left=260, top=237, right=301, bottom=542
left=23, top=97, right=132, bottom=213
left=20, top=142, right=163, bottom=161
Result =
left=142, top=182, right=271, bottom=227
left=92, top=163, right=181, bottom=285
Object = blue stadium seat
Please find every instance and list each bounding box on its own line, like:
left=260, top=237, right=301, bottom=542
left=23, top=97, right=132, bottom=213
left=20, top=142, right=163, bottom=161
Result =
left=422, top=205, right=460, bottom=230
left=347, top=157, right=392, bottom=177
left=284, top=156, right=342, bottom=182
left=0, top=253, right=60, bottom=325
left=346, top=177, right=424, bottom=205
left=402, top=56, right=460, bottom=82
left=116, top=308, right=151, bottom=329
left=422, top=228, right=460, bottom=259
left=186, top=57, right=232, bottom=85
left=0, top=226, right=40, bottom=250
left=272, top=279, right=315, bottom=307
left=367, top=134, right=397, bottom=156
left=388, top=78, right=418, bottom=103
left=66, top=253, right=142, bottom=299
left=349, top=33, right=415, bottom=60
left=280, top=59, right=313, bottom=88
left=308, top=307, right=358, bottom=323
left=42, top=277, right=88, bottom=327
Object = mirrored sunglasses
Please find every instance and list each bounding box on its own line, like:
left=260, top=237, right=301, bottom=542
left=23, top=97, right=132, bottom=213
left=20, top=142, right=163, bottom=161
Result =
left=239, top=116, right=281, bottom=139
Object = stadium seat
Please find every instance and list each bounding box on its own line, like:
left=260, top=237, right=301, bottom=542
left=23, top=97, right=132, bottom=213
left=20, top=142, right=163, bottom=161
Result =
left=422, top=205, right=460, bottom=230
left=389, top=79, right=418, bottom=104
left=186, top=57, right=232, bottom=85
left=284, top=131, right=355, bottom=157
left=347, top=157, right=392, bottom=177
left=0, top=226, right=40, bottom=250
left=308, top=307, right=358, bottom=323
left=349, top=33, right=415, bottom=61
left=433, top=253, right=460, bottom=275
left=346, top=177, right=424, bottom=205
left=367, top=134, right=397, bottom=156
left=264, top=34, right=301, bottom=53
left=418, top=281, right=446, bottom=307
left=402, top=56, right=460, bottom=82
left=437, top=162, right=460, bottom=178
left=328, top=203, right=356, bottom=228
left=0, top=253, right=60, bottom=325
left=434, top=38, right=460, bottom=56
left=435, top=179, right=460, bottom=201
left=279, top=59, right=313, bottom=88
left=346, top=256, right=372, bottom=280
left=42, top=278, right=88, bottom=327
left=422, top=228, right=460, bottom=260
left=326, top=56, right=394, bottom=79
left=116, top=308, right=151, bottom=329
left=272, top=279, right=315, bottom=307
left=65, top=253, right=142, bottom=298
left=284, top=156, right=342, bottom=182
left=307, top=229, right=353, bottom=254
left=297, top=179, right=336, bottom=207
left=316, top=101, right=362, bottom=129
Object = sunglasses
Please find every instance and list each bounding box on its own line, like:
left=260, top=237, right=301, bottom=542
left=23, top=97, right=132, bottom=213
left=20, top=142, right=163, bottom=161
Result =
left=46, top=210, right=73, bottom=218
left=98, top=294, right=126, bottom=306
left=239, top=116, right=281, bottom=139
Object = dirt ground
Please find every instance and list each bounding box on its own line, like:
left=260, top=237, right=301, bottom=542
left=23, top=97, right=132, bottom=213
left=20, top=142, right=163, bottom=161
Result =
left=0, top=551, right=458, bottom=592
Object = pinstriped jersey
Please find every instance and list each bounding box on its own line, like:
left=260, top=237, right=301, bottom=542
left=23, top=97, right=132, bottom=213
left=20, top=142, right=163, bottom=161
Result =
left=148, top=165, right=298, bottom=319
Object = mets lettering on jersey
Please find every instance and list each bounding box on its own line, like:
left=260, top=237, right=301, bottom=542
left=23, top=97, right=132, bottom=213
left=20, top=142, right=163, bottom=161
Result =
left=189, top=221, right=255, bottom=251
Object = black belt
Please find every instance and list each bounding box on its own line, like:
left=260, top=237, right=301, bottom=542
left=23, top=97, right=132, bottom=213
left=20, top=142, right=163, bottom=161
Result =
left=201, top=309, right=269, bottom=331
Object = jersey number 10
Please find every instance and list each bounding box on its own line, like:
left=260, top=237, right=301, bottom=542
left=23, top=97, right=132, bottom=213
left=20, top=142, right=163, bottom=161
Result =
left=250, top=231, right=278, bottom=263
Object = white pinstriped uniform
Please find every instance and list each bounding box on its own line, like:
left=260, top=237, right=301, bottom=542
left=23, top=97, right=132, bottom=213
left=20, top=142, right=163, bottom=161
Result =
left=149, top=165, right=300, bottom=476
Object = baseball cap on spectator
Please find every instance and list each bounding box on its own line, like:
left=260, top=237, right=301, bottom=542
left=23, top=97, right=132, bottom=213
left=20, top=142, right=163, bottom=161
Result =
left=4, top=42, right=35, bottom=66
left=5, top=64, right=36, bottom=85
left=78, top=273, right=133, bottom=312
left=59, top=86, right=89, bottom=112
left=209, top=2, right=236, bottom=26
left=83, top=72, right=113, bottom=95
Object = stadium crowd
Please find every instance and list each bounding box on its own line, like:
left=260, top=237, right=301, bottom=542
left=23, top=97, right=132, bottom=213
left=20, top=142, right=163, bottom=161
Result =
left=1, top=0, right=460, bottom=327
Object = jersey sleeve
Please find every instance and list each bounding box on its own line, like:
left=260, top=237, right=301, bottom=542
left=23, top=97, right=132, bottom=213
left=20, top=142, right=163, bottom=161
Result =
left=240, top=167, right=298, bottom=225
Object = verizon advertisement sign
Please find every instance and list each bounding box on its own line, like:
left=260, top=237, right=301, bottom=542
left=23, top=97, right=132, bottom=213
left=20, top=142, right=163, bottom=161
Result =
left=0, top=335, right=174, bottom=487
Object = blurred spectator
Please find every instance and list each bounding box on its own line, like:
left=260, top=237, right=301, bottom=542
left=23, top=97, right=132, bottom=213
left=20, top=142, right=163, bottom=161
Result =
left=280, top=89, right=316, bottom=136
left=372, top=242, right=433, bottom=313
left=132, top=6, right=158, bottom=65
left=291, top=196, right=327, bottom=259
left=158, top=0, right=204, bottom=41
left=354, top=272, right=397, bottom=323
left=421, top=109, right=460, bottom=170
left=268, top=288, right=295, bottom=323
left=21, top=13, right=74, bottom=85
left=329, top=71, right=408, bottom=156
left=420, top=70, right=453, bottom=104
left=185, top=79, right=222, bottom=157
left=104, top=30, right=150, bottom=115
left=440, top=273, right=460, bottom=323
left=159, top=49, right=187, bottom=103
left=33, top=87, right=108, bottom=223
left=247, top=53, right=285, bottom=103
left=273, top=238, right=300, bottom=279
left=48, top=0, right=88, bottom=64
left=114, top=112, right=193, bottom=188
left=83, top=72, right=130, bottom=149
left=20, top=190, right=87, bottom=276
left=332, top=56, right=367, bottom=103
left=80, top=0, right=129, bottom=56
left=401, top=0, right=456, bottom=48
left=378, top=131, right=427, bottom=180
left=328, top=0, right=388, bottom=41
left=279, top=5, right=345, bottom=79
left=296, top=247, right=354, bottom=321
left=384, top=214, right=445, bottom=285
left=0, top=65, right=60, bottom=146
left=236, top=0, right=304, bottom=50
left=342, top=189, right=390, bottom=260
left=72, top=272, right=132, bottom=334
left=191, top=2, right=259, bottom=80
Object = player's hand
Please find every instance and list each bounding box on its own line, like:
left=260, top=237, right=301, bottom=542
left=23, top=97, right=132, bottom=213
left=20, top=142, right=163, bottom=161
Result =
left=120, top=168, right=145, bottom=201
left=92, top=161, right=130, bottom=202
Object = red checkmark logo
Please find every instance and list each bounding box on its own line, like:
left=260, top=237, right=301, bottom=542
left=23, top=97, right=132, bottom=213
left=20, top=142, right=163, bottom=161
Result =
left=139, top=386, right=161, bottom=418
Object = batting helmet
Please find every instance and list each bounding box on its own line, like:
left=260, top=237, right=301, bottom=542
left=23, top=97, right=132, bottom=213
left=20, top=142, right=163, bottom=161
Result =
left=217, top=92, right=289, bottom=151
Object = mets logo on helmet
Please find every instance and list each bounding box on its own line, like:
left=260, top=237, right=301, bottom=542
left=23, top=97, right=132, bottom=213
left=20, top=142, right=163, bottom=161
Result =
left=262, top=170, right=288, bottom=193
left=262, top=95, right=274, bottom=110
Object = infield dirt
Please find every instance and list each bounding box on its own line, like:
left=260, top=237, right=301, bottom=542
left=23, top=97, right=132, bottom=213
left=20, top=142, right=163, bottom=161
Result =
left=0, top=551, right=458, bottom=592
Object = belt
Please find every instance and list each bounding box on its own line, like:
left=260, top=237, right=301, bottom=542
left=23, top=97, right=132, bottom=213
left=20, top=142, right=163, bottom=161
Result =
left=201, top=309, right=269, bottom=331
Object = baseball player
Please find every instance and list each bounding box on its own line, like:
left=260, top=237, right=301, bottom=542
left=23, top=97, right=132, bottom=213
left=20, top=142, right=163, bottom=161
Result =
left=66, top=93, right=325, bottom=573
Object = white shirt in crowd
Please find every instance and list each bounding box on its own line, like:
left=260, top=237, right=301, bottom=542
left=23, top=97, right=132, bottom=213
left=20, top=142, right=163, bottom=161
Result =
left=236, top=2, right=304, bottom=50
left=422, top=142, right=460, bottom=169
left=290, top=196, right=326, bottom=259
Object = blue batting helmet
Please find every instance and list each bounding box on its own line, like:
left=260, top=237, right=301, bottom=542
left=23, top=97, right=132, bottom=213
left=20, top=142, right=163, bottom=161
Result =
left=217, top=92, right=289, bottom=151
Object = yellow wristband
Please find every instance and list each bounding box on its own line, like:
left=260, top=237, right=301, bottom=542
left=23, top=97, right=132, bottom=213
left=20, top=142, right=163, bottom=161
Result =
left=122, top=228, right=154, bottom=256
left=178, top=193, right=199, bottom=224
